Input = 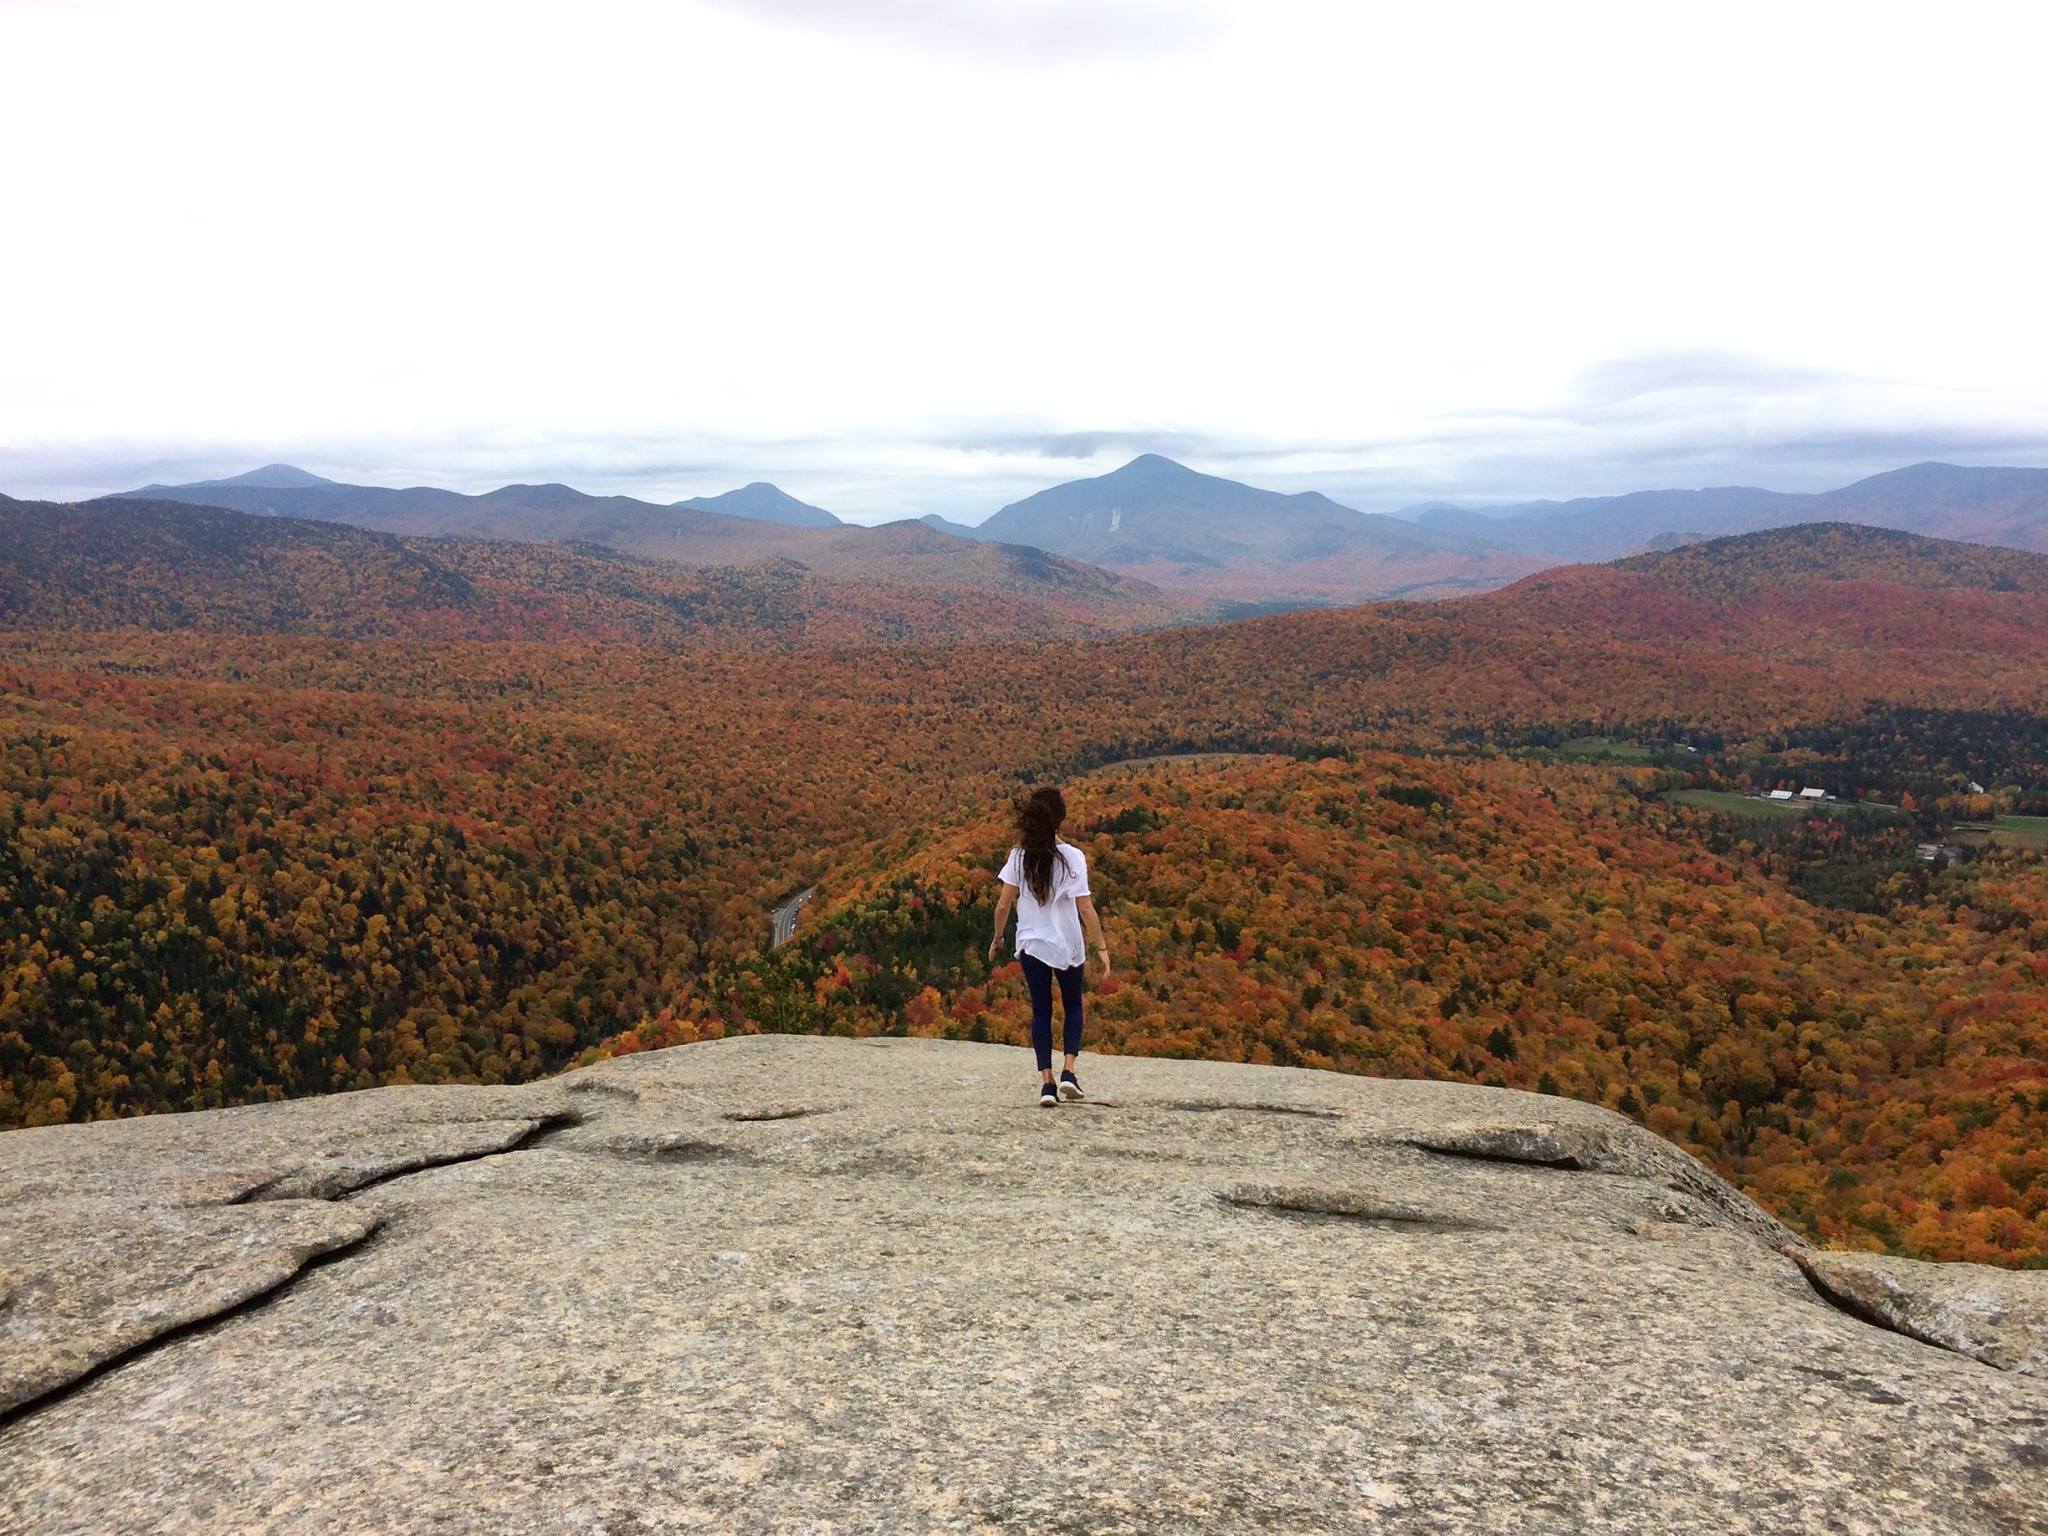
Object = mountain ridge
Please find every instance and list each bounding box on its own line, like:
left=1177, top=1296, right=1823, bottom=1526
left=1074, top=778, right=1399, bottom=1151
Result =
left=1412, top=461, right=2048, bottom=560
left=98, top=474, right=1179, bottom=608
left=66, top=454, right=2048, bottom=607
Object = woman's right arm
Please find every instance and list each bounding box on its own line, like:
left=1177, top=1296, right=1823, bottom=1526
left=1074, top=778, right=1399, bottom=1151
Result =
left=1076, top=895, right=1111, bottom=977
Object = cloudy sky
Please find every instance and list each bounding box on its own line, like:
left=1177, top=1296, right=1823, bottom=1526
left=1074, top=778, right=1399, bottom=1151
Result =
left=6, top=0, right=2046, bottom=522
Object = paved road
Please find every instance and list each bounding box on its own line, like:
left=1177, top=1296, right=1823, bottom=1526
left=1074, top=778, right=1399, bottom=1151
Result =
left=770, top=886, right=816, bottom=947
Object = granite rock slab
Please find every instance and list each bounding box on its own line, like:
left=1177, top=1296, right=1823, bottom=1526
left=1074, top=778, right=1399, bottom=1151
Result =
left=0, top=1036, right=2042, bottom=1535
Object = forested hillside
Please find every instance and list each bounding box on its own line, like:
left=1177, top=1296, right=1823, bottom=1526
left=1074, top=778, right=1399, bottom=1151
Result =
left=118, top=469, right=1184, bottom=597
left=0, top=497, right=1183, bottom=643
left=2, top=521, right=2043, bottom=1264
left=1464, top=522, right=2048, bottom=654
left=626, top=752, right=2044, bottom=1265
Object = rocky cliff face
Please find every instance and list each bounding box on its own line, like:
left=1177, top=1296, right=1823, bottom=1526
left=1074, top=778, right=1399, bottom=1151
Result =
left=2, top=1037, right=2042, bottom=1534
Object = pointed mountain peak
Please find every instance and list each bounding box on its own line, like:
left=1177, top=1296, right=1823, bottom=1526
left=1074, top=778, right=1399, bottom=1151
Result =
left=1106, top=453, right=1200, bottom=482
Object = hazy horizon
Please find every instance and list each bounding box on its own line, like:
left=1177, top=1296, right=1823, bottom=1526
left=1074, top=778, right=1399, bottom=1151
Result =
left=31, top=444, right=2048, bottom=532
left=7, top=0, right=2047, bottom=523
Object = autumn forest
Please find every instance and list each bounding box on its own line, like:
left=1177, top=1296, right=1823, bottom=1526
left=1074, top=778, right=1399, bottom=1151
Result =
left=2, top=502, right=2044, bottom=1267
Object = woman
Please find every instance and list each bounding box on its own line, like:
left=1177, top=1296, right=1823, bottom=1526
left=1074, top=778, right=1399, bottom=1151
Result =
left=988, top=786, right=1111, bottom=1107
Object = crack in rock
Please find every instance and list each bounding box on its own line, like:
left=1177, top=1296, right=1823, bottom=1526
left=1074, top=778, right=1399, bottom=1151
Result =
left=1219, top=1182, right=1496, bottom=1231
left=0, top=1109, right=595, bottom=1425
left=499, top=1112, right=584, bottom=1152
left=1789, top=1246, right=2048, bottom=1376
left=1157, top=1100, right=1342, bottom=1120
left=723, top=1104, right=836, bottom=1123
left=1400, top=1120, right=1804, bottom=1255
left=341, top=1112, right=586, bottom=1196
left=0, top=1202, right=381, bottom=1422
left=1401, top=1123, right=1609, bottom=1170
left=237, top=1115, right=576, bottom=1203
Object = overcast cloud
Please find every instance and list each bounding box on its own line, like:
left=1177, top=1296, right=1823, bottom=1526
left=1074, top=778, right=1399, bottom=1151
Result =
left=5, top=0, right=2046, bottom=522
left=696, top=0, right=1229, bottom=67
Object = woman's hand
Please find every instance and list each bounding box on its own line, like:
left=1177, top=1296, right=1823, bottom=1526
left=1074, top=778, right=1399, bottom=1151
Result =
left=987, top=936, right=1002, bottom=964
left=1096, top=947, right=1113, bottom=978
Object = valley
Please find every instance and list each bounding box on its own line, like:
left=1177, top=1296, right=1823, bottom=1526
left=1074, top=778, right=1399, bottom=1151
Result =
left=1, top=506, right=2043, bottom=1266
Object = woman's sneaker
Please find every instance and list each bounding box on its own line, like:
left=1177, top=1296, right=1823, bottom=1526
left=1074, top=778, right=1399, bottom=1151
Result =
left=1059, top=1070, right=1083, bottom=1101
left=1038, top=1079, right=1060, bottom=1108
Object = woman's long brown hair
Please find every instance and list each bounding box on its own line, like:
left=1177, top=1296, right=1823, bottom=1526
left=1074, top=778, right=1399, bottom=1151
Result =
left=1012, top=786, right=1069, bottom=903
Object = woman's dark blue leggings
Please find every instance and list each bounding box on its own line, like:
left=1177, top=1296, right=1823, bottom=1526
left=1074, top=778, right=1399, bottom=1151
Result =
left=1019, top=952, right=1084, bottom=1071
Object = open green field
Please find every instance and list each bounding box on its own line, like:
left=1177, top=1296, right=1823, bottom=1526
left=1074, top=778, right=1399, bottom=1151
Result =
left=1668, top=789, right=1811, bottom=820
left=1667, top=789, right=1903, bottom=822
left=1554, top=736, right=1660, bottom=763
left=1959, top=815, right=2048, bottom=850
left=1995, top=814, right=2048, bottom=848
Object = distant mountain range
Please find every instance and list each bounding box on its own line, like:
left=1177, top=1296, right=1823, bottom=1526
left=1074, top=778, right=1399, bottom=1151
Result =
left=110, top=468, right=1115, bottom=600
left=0, top=496, right=1181, bottom=644
left=919, top=456, right=2048, bottom=603
left=126, top=466, right=842, bottom=541
left=61, top=454, right=2048, bottom=609
left=21, top=488, right=2045, bottom=667
left=1408, top=462, right=2048, bottom=561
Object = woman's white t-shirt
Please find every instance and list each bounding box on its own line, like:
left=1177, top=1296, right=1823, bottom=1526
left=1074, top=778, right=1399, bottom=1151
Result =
left=999, top=840, right=1090, bottom=971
